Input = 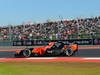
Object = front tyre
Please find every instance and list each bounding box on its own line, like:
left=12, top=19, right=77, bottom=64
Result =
left=22, top=49, right=31, bottom=57
left=64, top=48, right=74, bottom=56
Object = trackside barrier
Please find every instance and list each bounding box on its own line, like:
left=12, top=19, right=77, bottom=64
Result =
left=0, top=41, right=12, bottom=46
left=13, top=39, right=100, bottom=46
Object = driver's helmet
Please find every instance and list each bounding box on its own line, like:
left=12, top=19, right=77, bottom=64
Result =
left=55, top=42, right=60, bottom=46
left=54, top=42, right=63, bottom=48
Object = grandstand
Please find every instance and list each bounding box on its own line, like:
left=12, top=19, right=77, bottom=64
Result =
left=0, top=16, right=100, bottom=41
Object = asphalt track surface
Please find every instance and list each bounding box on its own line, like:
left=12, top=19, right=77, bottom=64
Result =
left=0, top=49, right=100, bottom=58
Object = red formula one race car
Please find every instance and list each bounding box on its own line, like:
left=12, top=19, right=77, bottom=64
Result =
left=15, top=42, right=78, bottom=57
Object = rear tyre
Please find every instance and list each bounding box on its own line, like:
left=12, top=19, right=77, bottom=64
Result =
left=22, top=49, right=31, bottom=57
left=64, top=48, right=74, bottom=56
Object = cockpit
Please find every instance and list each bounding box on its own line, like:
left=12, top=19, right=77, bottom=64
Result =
left=51, top=42, right=64, bottom=49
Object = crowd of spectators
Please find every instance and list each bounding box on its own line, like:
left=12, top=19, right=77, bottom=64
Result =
left=0, top=16, right=100, bottom=41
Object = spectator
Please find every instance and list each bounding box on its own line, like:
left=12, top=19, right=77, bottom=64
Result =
left=0, top=16, right=100, bottom=40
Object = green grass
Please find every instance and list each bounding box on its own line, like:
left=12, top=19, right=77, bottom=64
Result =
left=0, top=62, right=100, bottom=75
